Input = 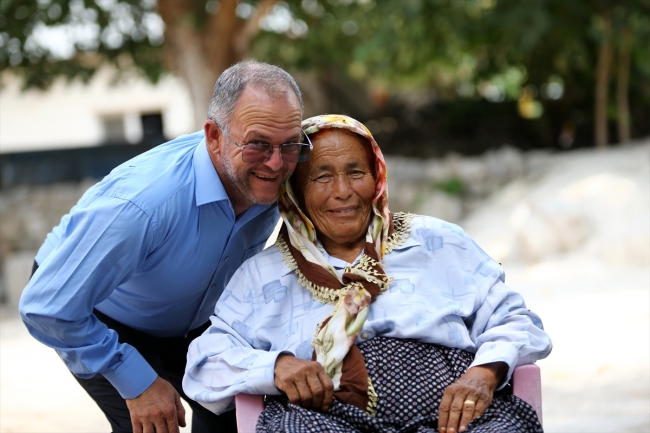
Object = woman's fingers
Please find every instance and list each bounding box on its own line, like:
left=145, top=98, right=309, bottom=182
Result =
left=282, top=382, right=302, bottom=405
left=437, top=389, right=453, bottom=432
left=438, top=386, right=485, bottom=433
left=446, top=392, right=469, bottom=433
left=439, top=391, right=477, bottom=433
left=274, top=354, right=334, bottom=411
left=472, top=394, right=490, bottom=422
left=438, top=364, right=503, bottom=432
left=317, top=368, right=334, bottom=412
left=306, top=373, right=324, bottom=409
left=294, top=375, right=314, bottom=408
left=458, top=393, right=481, bottom=432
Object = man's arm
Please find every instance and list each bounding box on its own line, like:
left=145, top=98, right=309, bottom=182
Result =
left=22, top=194, right=192, bottom=432
left=20, top=194, right=158, bottom=398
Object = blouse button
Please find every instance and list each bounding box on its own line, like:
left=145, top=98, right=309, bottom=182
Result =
left=361, top=333, right=369, bottom=340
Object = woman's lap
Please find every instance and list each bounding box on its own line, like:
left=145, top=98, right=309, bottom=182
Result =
left=257, top=337, right=543, bottom=433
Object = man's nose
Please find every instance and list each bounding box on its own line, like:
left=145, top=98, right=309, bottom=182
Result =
left=264, top=146, right=284, bottom=171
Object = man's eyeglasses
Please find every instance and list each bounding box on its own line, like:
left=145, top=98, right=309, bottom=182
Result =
left=214, top=121, right=312, bottom=163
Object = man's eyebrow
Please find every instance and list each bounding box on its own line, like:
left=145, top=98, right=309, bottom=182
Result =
left=243, top=132, right=271, bottom=142
left=244, top=132, right=302, bottom=143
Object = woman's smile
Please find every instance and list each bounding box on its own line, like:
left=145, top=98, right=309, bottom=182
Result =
left=328, top=206, right=359, bottom=215
left=293, top=129, right=376, bottom=261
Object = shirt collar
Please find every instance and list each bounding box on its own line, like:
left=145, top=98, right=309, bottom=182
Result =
left=193, top=138, right=229, bottom=206
left=276, top=228, right=420, bottom=278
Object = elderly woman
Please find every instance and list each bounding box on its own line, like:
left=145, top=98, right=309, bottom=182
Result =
left=183, top=115, right=551, bottom=433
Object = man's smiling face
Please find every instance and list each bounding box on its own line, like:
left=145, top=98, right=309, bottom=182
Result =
left=207, top=85, right=303, bottom=215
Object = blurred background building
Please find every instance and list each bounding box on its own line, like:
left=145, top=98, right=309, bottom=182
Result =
left=0, top=0, right=648, bottom=432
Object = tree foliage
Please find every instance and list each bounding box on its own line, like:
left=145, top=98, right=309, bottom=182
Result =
left=0, top=0, right=165, bottom=89
left=1, top=0, right=649, bottom=145
left=254, top=0, right=650, bottom=145
left=257, top=0, right=650, bottom=99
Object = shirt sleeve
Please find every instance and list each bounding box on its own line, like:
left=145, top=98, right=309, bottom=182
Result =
left=183, top=265, right=287, bottom=415
left=19, top=193, right=158, bottom=399
left=461, top=233, right=552, bottom=388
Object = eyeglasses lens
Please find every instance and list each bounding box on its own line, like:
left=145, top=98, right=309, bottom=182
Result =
left=242, top=143, right=309, bottom=163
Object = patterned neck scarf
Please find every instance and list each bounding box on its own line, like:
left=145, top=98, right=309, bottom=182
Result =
left=277, top=114, right=392, bottom=413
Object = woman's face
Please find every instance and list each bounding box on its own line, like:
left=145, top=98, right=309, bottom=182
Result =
left=294, top=129, right=376, bottom=250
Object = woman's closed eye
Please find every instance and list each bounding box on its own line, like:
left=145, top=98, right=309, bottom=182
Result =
left=312, top=173, right=334, bottom=184
left=311, top=170, right=369, bottom=184
left=348, top=170, right=368, bottom=179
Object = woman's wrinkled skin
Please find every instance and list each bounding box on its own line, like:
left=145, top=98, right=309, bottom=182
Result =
left=274, top=128, right=508, bottom=433
left=293, top=129, right=376, bottom=262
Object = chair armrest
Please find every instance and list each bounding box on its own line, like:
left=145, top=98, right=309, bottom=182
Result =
left=235, top=394, right=265, bottom=432
left=512, top=364, right=542, bottom=425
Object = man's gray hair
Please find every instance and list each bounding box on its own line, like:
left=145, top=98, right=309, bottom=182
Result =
left=207, top=61, right=303, bottom=132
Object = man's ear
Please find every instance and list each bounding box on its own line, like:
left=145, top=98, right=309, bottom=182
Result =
left=204, top=120, right=221, bottom=155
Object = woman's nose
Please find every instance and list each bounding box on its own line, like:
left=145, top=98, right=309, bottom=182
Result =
left=332, top=175, right=353, bottom=199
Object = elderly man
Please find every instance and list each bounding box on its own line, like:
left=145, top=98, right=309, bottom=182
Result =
left=19, top=61, right=306, bottom=433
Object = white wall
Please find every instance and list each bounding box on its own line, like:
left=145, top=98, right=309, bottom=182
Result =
left=0, top=69, right=196, bottom=153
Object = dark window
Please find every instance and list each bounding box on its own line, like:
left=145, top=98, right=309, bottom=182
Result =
left=141, top=113, right=166, bottom=147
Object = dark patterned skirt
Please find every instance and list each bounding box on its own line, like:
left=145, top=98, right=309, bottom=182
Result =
left=257, top=337, right=543, bottom=432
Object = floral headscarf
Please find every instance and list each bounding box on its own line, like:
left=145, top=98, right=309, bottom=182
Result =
left=276, top=114, right=393, bottom=413
left=278, top=114, right=390, bottom=267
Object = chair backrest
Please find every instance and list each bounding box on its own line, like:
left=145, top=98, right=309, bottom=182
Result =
left=235, top=363, right=543, bottom=429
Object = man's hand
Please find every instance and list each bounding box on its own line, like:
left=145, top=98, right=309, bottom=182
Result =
left=125, top=376, right=186, bottom=433
left=438, top=361, right=508, bottom=433
left=274, top=354, right=334, bottom=412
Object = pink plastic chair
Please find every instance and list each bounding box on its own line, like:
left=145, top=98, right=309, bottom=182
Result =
left=235, top=364, right=542, bottom=432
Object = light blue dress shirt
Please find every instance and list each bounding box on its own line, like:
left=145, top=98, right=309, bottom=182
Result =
left=19, top=131, right=280, bottom=399
left=182, top=215, right=552, bottom=415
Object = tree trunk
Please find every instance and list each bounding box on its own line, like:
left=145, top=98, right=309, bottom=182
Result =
left=616, top=24, right=632, bottom=144
left=157, top=0, right=280, bottom=130
left=594, top=11, right=612, bottom=149
left=165, top=24, right=216, bottom=129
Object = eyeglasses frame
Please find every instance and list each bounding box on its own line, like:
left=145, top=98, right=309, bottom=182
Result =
left=212, top=120, right=313, bottom=163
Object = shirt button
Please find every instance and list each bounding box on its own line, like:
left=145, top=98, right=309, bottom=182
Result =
left=361, top=333, right=369, bottom=340
left=224, top=256, right=229, bottom=262
left=211, top=284, right=216, bottom=289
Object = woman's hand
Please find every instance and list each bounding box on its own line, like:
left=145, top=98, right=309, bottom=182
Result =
left=438, top=361, right=508, bottom=433
left=274, top=354, right=334, bottom=412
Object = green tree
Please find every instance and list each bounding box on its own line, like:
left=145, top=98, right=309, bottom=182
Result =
left=3, top=0, right=649, bottom=144
left=255, top=0, right=650, bottom=146
left=0, top=0, right=280, bottom=128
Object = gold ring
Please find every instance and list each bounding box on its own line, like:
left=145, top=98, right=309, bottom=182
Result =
left=464, top=400, right=475, bottom=406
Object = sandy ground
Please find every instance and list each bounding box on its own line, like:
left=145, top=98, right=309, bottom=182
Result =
left=1, top=143, right=649, bottom=432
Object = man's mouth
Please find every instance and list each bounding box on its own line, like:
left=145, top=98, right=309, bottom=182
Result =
left=253, top=172, right=279, bottom=182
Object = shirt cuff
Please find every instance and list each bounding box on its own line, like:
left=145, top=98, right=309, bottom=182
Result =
left=102, top=347, right=158, bottom=399
left=469, top=342, right=519, bottom=390
left=240, top=350, right=292, bottom=396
